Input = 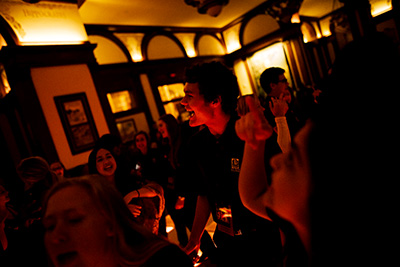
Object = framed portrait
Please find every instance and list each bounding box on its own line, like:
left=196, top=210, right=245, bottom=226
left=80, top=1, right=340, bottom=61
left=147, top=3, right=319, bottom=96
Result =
left=54, top=93, right=99, bottom=155
left=116, top=119, right=136, bottom=143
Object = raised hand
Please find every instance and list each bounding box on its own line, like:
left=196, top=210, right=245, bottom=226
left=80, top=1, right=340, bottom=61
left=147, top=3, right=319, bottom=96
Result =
left=269, top=93, right=289, bottom=117
left=235, top=95, right=273, bottom=149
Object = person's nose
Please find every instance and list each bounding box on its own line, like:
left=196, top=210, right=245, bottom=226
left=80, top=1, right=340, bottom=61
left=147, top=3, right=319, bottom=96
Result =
left=49, top=224, right=68, bottom=244
left=104, top=157, right=113, bottom=165
left=180, top=96, right=187, bottom=106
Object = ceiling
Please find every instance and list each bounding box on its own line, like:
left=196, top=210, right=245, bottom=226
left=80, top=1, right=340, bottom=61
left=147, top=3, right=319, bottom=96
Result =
left=78, top=0, right=343, bottom=29
left=78, top=0, right=266, bottom=28
left=299, top=0, right=343, bottom=18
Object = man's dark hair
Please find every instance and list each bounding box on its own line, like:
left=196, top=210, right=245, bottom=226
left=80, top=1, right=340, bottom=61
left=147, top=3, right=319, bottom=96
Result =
left=259, top=67, right=285, bottom=94
left=185, top=61, right=239, bottom=115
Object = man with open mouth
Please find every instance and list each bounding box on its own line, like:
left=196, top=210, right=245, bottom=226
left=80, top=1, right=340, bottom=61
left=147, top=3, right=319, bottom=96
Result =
left=181, top=61, right=282, bottom=267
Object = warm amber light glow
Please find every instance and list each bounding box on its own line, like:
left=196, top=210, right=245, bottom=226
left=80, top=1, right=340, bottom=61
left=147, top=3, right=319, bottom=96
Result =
left=313, top=22, right=322, bottom=39
left=233, top=60, right=254, bottom=96
left=175, top=33, right=197, bottom=58
left=223, top=24, right=241, bottom=53
left=107, top=91, right=135, bottom=113
left=0, top=34, right=7, bottom=48
left=158, top=83, right=185, bottom=120
left=319, top=18, right=332, bottom=38
left=291, top=12, right=301, bottom=24
left=0, top=0, right=88, bottom=45
left=226, top=39, right=241, bottom=53
left=131, top=53, right=143, bottom=62
left=246, top=42, right=292, bottom=94
left=301, top=23, right=317, bottom=43
left=186, top=48, right=196, bottom=57
left=322, top=29, right=332, bottom=37
left=158, top=84, right=185, bottom=102
left=370, top=0, right=392, bottom=17
left=0, top=64, right=11, bottom=98
left=115, top=33, right=144, bottom=62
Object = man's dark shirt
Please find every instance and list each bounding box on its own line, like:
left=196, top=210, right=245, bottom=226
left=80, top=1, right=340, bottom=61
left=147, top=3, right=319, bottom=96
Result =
left=188, top=115, right=281, bottom=235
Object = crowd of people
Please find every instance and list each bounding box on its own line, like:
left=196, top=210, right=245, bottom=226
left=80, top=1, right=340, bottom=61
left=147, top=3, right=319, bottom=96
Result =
left=0, top=32, right=399, bottom=266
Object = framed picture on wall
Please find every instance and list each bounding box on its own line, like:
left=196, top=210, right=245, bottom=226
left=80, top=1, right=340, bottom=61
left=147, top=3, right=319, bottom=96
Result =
left=116, top=119, right=136, bottom=143
left=54, top=93, right=99, bottom=155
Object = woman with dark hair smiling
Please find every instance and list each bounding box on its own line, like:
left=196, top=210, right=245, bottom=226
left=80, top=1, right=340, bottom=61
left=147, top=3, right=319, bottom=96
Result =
left=88, top=144, right=165, bottom=235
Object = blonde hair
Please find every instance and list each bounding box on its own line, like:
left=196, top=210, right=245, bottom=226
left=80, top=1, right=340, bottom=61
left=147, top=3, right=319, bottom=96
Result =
left=43, top=175, right=169, bottom=266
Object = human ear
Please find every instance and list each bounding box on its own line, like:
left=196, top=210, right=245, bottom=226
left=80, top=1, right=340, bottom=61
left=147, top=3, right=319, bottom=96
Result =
left=211, top=96, right=222, bottom=107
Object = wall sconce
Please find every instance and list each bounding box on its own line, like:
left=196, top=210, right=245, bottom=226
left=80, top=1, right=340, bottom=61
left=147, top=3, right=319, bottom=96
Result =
left=223, top=23, right=241, bottom=53
left=0, top=64, right=11, bottom=99
left=184, top=0, right=229, bottom=17
left=370, top=0, right=392, bottom=17
left=115, top=33, right=145, bottom=62
left=1, top=0, right=88, bottom=45
left=175, top=33, right=197, bottom=57
left=291, top=12, right=301, bottom=23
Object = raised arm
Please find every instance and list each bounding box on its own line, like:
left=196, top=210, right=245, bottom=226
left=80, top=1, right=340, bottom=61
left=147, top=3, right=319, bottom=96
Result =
left=123, top=184, right=161, bottom=204
left=269, top=94, right=291, bottom=153
left=275, top=116, right=291, bottom=153
left=235, top=95, right=273, bottom=220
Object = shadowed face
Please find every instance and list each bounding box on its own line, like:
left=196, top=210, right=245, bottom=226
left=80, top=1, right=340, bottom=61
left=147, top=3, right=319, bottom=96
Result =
left=135, top=133, right=148, bottom=154
left=157, top=120, right=169, bottom=139
left=50, top=162, right=65, bottom=177
left=43, top=185, right=116, bottom=267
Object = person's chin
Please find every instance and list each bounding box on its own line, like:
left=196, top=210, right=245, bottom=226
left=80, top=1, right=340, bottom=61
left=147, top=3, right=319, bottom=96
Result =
left=188, top=117, right=201, bottom=127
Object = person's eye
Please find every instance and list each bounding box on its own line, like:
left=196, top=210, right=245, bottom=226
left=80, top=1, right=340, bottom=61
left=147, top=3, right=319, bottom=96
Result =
left=43, top=220, right=55, bottom=231
left=70, top=218, right=83, bottom=224
left=44, top=224, right=55, bottom=231
left=68, top=216, right=84, bottom=225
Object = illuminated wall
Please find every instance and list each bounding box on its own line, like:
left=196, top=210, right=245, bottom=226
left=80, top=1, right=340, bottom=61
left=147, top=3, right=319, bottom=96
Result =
left=246, top=42, right=292, bottom=97
left=233, top=59, right=254, bottom=96
left=242, top=14, right=280, bottom=45
left=115, top=33, right=145, bottom=62
left=0, top=0, right=88, bottom=45
left=147, top=35, right=185, bottom=60
left=370, top=0, right=392, bottom=17
left=175, top=33, right=196, bottom=57
left=223, top=23, right=241, bottom=53
left=31, top=64, right=109, bottom=169
left=197, top=35, right=225, bottom=56
left=89, top=35, right=129, bottom=64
